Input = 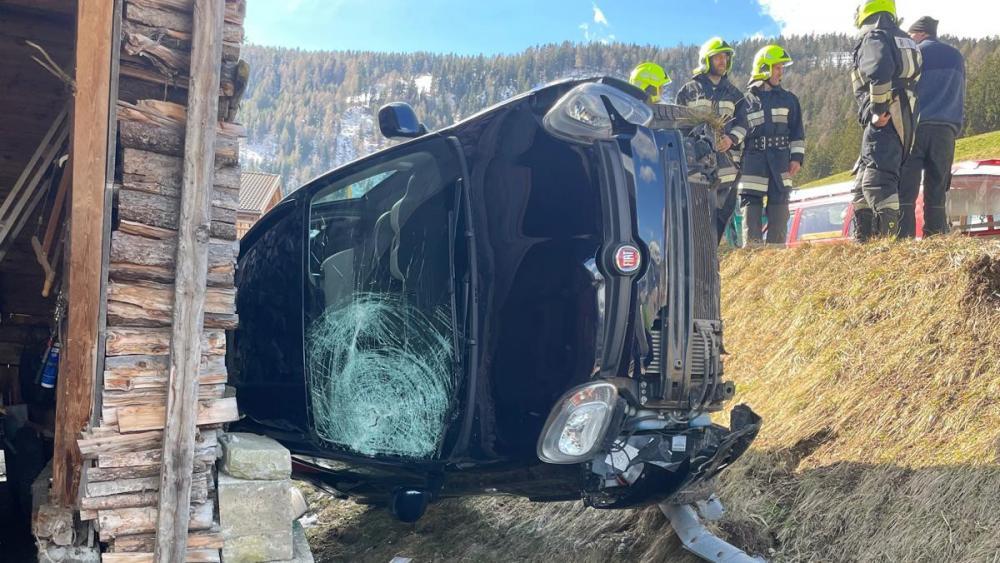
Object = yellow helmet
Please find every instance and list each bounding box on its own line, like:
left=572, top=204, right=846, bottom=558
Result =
left=855, top=0, right=897, bottom=28
left=750, top=44, right=793, bottom=82
left=629, top=62, right=671, bottom=103
left=693, top=37, right=735, bottom=76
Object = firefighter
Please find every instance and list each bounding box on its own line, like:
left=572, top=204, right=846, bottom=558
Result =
left=676, top=37, right=746, bottom=243
left=733, top=45, right=805, bottom=247
left=849, top=0, right=922, bottom=241
left=629, top=62, right=671, bottom=104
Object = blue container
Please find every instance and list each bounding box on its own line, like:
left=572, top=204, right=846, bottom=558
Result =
left=40, top=342, right=60, bottom=389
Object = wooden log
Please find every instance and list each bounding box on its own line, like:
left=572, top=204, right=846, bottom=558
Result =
left=52, top=0, right=115, bottom=505
left=86, top=476, right=160, bottom=497
left=104, top=383, right=226, bottom=407
left=124, top=0, right=245, bottom=41
left=97, top=499, right=214, bottom=539
left=107, top=279, right=237, bottom=329
left=118, top=397, right=238, bottom=433
left=117, top=188, right=237, bottom=232
left=110, top=230, right=235, bottom=287
left=110, top=529, right=224, bottom=553
left=86, top=470, right=208, bottom=498
left=101, top=549, right=220, bottom=563
left=110, top=231, right=236, bottom=272
left=122, top=148, right=240, bottom=192
left=102, top=385, right=227, bottom=424
left=97, top=444, right=217, bottom=470
left=123, top=31, right=190, bottom=77
left=81, top=490, right=158, bottom=512
left=87, top=460, right=208, bottom=482
left=117, top=219, right=175, bottom=240
left=77, top=430, right=164, bottom=458
left=117, top=102, right=240, bottom=166
left=80, top=509, right=98, bottom=521
left=106, top=327, right=225, bottom=357
left=103, top=354, right=227, bottom=391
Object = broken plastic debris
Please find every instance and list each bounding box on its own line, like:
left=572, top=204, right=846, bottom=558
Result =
left=306, top=294, right=456, bottom=459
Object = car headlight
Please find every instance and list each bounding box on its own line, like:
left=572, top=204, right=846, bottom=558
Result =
left=542, top=83, right=653, bottom=144
left=537, top=382, right=620, bottom=464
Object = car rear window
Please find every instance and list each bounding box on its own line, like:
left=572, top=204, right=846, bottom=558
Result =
left=797, top=202, right=849, bottom=241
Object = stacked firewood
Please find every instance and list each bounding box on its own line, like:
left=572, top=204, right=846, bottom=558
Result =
left=76, top=0, right=247, bottom=558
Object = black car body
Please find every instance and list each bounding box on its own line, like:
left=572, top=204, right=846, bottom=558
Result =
left=230, top=77, right=760, bottom=519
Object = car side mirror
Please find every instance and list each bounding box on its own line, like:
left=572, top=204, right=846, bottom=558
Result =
left=378, top=102, right=428, bottom=140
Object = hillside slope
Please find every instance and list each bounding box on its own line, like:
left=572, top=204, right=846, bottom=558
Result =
left=301, top=237, right=1000, bottom=562
left=799, top=129, right=1000, bottom=188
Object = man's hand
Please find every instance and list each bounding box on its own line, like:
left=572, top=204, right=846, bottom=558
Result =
left=873, top=112, right=891, bottom=128
left=717, top=135, right=733, bottom=152
left=789, top=161, right=801, bottom=176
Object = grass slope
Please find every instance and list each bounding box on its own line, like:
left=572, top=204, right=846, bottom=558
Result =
left=800, top=129, right=1000, bottom=189
left=301, top=237, right=1000, bottom=562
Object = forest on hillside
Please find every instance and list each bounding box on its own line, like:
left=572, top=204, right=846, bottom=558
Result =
left=237, top=35, right=1000, bottom=190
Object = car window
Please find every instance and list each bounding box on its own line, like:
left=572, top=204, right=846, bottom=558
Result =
left=797, top=202, right=848, bottom=241
left=304, top=137, right=463, bottom=460
left=947, top=174, right=1000, bottom=233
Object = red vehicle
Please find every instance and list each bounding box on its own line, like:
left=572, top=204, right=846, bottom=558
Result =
left=785, top=159, right=1000, bottom=246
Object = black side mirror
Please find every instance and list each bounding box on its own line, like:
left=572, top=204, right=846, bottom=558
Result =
left=378, top=102, right=428, bottom=140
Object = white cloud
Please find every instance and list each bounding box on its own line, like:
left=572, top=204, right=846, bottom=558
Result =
left=593, top=3, right=610, bottom=27
left=580, top=4, right=614, bottom=43
left=757, top=0, right=1000, bottom=38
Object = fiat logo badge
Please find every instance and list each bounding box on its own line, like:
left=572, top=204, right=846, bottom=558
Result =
left=614, top=244, right=641, bottom=274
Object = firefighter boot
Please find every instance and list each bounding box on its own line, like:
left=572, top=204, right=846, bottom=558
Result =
left=853, top=207, right=875, bottom=243
left=877, top=208, right=901, bottom=239
left=740, top=196, right=764, bottom=248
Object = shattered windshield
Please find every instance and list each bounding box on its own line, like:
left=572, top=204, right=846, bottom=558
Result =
left=306, top=138, right=464, bottom=459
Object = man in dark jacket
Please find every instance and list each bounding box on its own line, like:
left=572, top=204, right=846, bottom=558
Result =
left=733, top=44, right=805, bottom=247
left=898, top=16, right=965, bottom=237
left=849, top=0, right=922, bottom=241
left=676, top=37, right=746, bottom=243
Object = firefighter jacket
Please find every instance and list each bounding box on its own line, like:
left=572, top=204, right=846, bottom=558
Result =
left=732, top=83, right=805, bottom=196
left=851, top=13, right=922, bottom=152
left=675, top=74, right=744, bottom=184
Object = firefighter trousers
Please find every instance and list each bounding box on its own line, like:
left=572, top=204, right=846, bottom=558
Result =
left=715, top=177, right=739, bottom=244
left=899, top=123, right=955, bottom=238
left=740, top=190, right=788, bottom=247
left=852, top=121, right=903, bottom=240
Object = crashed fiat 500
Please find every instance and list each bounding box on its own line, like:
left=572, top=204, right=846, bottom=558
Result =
left=230, top=77, right=760, bottom=521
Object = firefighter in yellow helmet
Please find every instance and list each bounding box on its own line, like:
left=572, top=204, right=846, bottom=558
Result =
left=731, top=45, right=805, bottom=247
left=850, top=0, right=922, bottom=240
left=629, top=62, right=671, bottom=104
left=676, top=37, right=745, bottom=243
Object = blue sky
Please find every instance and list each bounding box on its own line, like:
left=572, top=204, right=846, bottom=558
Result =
left=245, top=0, right=784, bottom=54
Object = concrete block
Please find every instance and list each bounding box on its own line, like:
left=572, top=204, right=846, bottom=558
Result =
left=282, top=521, right=315, bottom=563
left=36, top=542, right=101, bottom=563
left=218, top=473, right=293, bottom=538
left=290, top=486, right=308, bottom=521
left=222, top=530, right=293, bottom=563
left=219, top=433, right=291, bottom=480
left=33, top=503, right=75, bottom=546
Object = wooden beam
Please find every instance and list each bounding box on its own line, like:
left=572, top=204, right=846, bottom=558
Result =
left=154, top=0, right=225, bottom=559
left=51, top=0, right=115, bottom=506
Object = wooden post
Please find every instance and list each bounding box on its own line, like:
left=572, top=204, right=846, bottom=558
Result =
left=51, top=0, right=116, bottom=506
left=153, top=0, right=224, bottom=561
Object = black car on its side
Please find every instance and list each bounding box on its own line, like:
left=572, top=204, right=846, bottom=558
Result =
left=229, top=77, right=760, bottom=521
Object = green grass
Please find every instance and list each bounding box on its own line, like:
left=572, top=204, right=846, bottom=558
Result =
left=799, top=129, right=1000, bottom=189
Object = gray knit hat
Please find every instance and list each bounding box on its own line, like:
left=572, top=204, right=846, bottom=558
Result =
left=908, top=16, right=939, bottom=37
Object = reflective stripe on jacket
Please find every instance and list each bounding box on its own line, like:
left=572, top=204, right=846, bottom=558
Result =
left=732, top=83, right=805, bottom=194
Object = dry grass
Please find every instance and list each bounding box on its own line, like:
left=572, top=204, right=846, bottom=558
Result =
left=302, top=236, right=1000, bottom=562
left=716, top=236, right=1000, bottom=562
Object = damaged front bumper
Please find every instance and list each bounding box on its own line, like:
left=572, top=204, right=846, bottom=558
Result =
left=535, top=379, right=760, bottom=509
